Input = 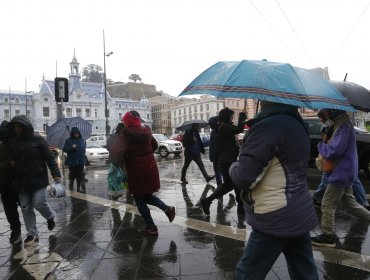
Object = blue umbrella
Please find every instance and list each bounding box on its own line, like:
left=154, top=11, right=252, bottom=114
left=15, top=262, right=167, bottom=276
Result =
left=46, top=117, right=92, bottom=149
left=179, top=60, right=354, bottom=111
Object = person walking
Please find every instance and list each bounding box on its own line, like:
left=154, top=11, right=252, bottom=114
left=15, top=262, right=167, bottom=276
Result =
left=229, top=101, right=318, bottom=279
left=200, top=107, right=246, bottom=215
left=180, top=123, right=215, bottom=184
left=208, top=116, right=222, bottom=188
left=110, top=111, right=176, bottom=235
left=311, top=109, right=370, bottom=248
left=7, top=115, right=61, bottom=246
left=63, top=127, right=86, bottom=193
left=0, top=120, right=22, bottom=245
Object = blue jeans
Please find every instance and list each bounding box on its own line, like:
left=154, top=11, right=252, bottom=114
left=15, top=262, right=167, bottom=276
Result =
left=235, top=230, right=319, bottom=280
left=212, top=162, right=222, bottom=186
left=313, top=174, right=369, bottom=207
left=18, top=188, right=55, bottom=237
left=133, top=194, right=168, bottom=226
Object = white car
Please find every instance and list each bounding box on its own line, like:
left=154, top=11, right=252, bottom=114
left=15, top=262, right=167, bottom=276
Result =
left=152, top=133, right=183, bottom=157
left=86, top=134, right=107, bottom=147
left=85, top=143, right=109, bottom=164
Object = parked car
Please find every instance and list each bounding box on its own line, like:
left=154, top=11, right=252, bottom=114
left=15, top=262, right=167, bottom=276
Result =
left=85, top=143, right=109, bottom=165
left=152, top=133, right=183, bottom=157
left=303, top=117, right=370, bottom=177
left=86, top=134, right=107, bottom=147
left=169, top=133, right=184, bottom=142
left=199, top=132, right=210, bottom=147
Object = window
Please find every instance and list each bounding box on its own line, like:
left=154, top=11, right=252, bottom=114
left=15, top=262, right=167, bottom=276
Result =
left=76, top=108, right=82, bottom=117
left=43, top=107, right=50, bottom=117
left=15, top=98, right=19, bottom=104
left=85, top=108, right=91, bottom=117
left=3, top=97, right=8, bottom=103
left=194, top=106, right=197, bottom=112
left=4, top=109, right=9, bottom=118
left=66, top=108, right=72, bottom=117
left=206, top=104, right=209, bottom=110
left=44, top=97, right=48, bottom=102
left=217, top=103, right=219, bottom=110
left=174, top=110, right=176, bottom=116
left=200, top=104, right=203, bottom=111
left=94, top=109, right=98, bottom=118
left=15, top=109, right=20, bottom=116
left=183, top=108, right=186, bottom=114
left=119, top=112, right=122, bottom=120
left=26, top=109, right=30, bottom=118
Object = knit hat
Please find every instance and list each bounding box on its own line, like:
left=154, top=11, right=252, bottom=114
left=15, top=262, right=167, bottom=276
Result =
left=208, top=116, right=220, bottom=129
left=122, top=111, right=141, bottom=127
left=219, top=107, right=234, bottom=122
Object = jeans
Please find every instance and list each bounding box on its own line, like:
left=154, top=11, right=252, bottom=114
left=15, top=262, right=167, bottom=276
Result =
left=212, top=162, right=222, bottom=186
left=313, top=174, right=369, bottom=207
left=18, top=188, right=55, bottom=237
left=133, top=194, right=168, bottom=226
left=0, top=188, right=21, bottom=234
left=235, top=230, right=319, bottom=280
left=181, top=153, right=209, bottom=180
left=321, top=184, right=370, bottom=235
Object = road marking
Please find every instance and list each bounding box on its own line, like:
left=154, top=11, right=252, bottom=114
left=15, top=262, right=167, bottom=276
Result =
left=68, top=191, right=370, bottom=273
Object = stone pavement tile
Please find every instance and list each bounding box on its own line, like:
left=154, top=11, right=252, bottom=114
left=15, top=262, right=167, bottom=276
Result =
left=66, top=242, right=106, bottom=261
left=81, top=229, right=113, bottom=243
left=50, top=259, right=100, bottom=280
left=180, top=272, right=230, bottom=280
left=137, top=254, right=180, bottom=278
left=107, top=239, right=144, bottom=256
left=90, top=257, right=139, bottom=280
left=316, top=259, right=370, bottom=280
left=179, top=251, right=223, bottom=276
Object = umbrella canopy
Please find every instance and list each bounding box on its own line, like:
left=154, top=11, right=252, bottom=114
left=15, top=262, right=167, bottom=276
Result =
left=176, top=119, right=209, bottom=131
left=329, top=80, right=370, bottom=112
left=179, top=60, right=354, bottom=112
left=46, top=117, right=92, bottom=149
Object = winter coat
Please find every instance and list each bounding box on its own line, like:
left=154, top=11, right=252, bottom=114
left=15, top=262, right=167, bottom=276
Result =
left=182, top=129, right=205, bottom=157
left=229, top=108, right=317, bottom=237
left=218, top=112, right=246, bottom=165
left=0, top=121, right=15, bottom=192
left=109, top=126, right=160, bottom=195
left=208, top=116, right=220, bottom=163
left=7, top=115, right=61, bottom=193
left=63, top=127, right=86, bottom=167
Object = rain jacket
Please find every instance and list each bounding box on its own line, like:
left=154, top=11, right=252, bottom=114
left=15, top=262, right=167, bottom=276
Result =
left=317, top=114, right=357, bottom=188
left=208, top=116, right=220, bottom=163
left=182, top=129, right=205, bottom=156
left=109, top=125, right=160, bottom=195
left=7, top=115, right=61, bottom=193
left=0, top=121, right=15, bottom=192
left=63, top=127, right=86, bottom=167
left=229, top=106, right=317, bottom=237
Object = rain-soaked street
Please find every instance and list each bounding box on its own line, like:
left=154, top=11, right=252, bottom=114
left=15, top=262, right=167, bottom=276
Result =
left=1, top=152, right=370, bottom=279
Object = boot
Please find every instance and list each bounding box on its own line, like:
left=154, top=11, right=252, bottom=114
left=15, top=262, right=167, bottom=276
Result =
left=69, top=181, right=74, bottom=191
left=200, top=198, right=211, bottom=216
left=81, top=183, right=86, bottom=194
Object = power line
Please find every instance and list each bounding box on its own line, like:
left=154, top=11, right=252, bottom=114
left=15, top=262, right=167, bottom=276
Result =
left=329, top=1, right=370, bottom=65
left=275, top=0, right=315, bottom=66
left=248, top=0, right=301, bottom=64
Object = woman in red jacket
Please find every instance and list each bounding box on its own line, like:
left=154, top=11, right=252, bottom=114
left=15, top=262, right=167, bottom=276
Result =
left=110, top=111, right=175, bottom=235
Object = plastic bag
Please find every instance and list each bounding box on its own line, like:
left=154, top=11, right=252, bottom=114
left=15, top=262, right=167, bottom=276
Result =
left=108, top=163, right=128, bottom=198
left=48, top=182, right=66, bottom=198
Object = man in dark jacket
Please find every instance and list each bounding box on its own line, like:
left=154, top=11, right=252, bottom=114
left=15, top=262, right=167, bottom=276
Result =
left=0, top=120, right=21, bottom=245
left=208, top=116, right=222, bottom=187
left=200, top=108, right=246, bottom=215
left=63, top=127, right=86, bottom=193
left=7, top=115, right=61, bottom=247
left=229, top=101, right=318, bottom=279
left=180, top=123, right=214, bottom=184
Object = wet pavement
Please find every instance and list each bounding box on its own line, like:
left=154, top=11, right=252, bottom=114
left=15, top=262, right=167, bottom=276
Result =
left=1, top=153, right=370, bottom=279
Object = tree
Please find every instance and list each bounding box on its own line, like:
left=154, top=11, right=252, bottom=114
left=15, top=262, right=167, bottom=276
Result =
left=82, top=64, right=104, bottom=83
left=128, top=74, right=142, bottom=83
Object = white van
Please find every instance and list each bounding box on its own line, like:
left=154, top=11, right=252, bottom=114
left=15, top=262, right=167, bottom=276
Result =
left=86, top=134, right=107, bottom=147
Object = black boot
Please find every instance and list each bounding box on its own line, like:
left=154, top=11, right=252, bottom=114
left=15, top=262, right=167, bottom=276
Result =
left=200, top=198, right=211, bottom=215
left=69, top=181, right=74, bottom=191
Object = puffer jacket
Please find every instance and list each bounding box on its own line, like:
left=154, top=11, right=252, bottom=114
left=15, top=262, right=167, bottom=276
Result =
left=63, top=127, right=86, bottom=167
left=7, top=115, right=61, bottom=193
left=229, top=109, right=317, bottom=237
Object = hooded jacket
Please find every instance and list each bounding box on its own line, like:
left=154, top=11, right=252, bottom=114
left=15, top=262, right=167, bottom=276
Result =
left=63, top=127, right=86, bottom=167
left=7, top=115, right=61, bottom=193
left=0, top=120, right=15, bottom=191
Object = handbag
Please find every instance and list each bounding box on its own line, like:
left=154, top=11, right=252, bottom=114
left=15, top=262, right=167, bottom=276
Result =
left=48, top=182, right=66, bottom=198
left=108, top=163, right=128, bottom=198
left=315, top=154, right=335, bottom=172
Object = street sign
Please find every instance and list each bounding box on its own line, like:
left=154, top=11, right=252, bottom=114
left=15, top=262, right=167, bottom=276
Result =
left=54, top=77, right=69, bottom=102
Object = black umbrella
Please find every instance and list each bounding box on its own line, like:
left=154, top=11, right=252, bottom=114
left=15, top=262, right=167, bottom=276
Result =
left=176, top=120, right=209, bottom=131
left=330, top=80, right=370, bottom=112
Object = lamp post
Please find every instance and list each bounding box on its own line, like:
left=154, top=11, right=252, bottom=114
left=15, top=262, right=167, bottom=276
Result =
left=103, top=30, right=113, bottom=137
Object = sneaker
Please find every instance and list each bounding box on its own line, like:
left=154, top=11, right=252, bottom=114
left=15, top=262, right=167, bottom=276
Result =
left=9, top=232, right=22, bottom=245
left=47, top=218, right=55, bottom=231
left=205, top=175, right=215, bottom=183
left=165, top=207, right=176, bottom=223
left=200, top=198, right=211, bottom=216
left=311, top=234, right=336, bottom=248
left=180, top=178, right=188, bottom=184
left=140, top=225, right=158, bottom=236
left=24, top=235, right=39, bottom=247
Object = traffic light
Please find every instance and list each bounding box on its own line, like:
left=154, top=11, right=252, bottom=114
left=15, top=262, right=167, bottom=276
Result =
left=54, top=77, right=69, bottom=102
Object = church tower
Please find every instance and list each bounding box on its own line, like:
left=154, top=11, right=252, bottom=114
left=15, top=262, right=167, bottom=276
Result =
left=69, top=49, right=82, bottom=92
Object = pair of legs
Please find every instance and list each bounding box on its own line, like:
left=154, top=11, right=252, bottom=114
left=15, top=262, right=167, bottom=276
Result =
left=18, top=187, right=55, bottom=237
left=212, top=162, right=223, bottom=187
left=0, top=188, right=21, bottom=240
left=181, top=153, right=213, bottom=183
left=235, top=230, right=319, bottom=280
left=68, top=165, right=86, bottom=193
left=313, top=174, right=369, bottom=207
left=132, top=194, right=175, bottom=233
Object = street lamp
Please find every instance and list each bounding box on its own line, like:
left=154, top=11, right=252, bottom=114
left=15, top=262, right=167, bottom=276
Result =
left=103, top=29, right=113, bottom=137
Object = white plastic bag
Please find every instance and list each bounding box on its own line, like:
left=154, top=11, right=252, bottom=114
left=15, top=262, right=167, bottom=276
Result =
left=48, top=182, right=66, bottom=198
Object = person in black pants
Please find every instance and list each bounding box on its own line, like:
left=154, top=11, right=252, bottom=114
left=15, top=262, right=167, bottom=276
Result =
left=180, top=123, right=215, bottom=184
left=0, top=120, right=22, bottom=245
left=201, top=108, right=247, bottom=215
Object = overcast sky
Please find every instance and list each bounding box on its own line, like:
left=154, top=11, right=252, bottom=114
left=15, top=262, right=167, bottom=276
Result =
left=1, top=0, right=369, bottom=96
